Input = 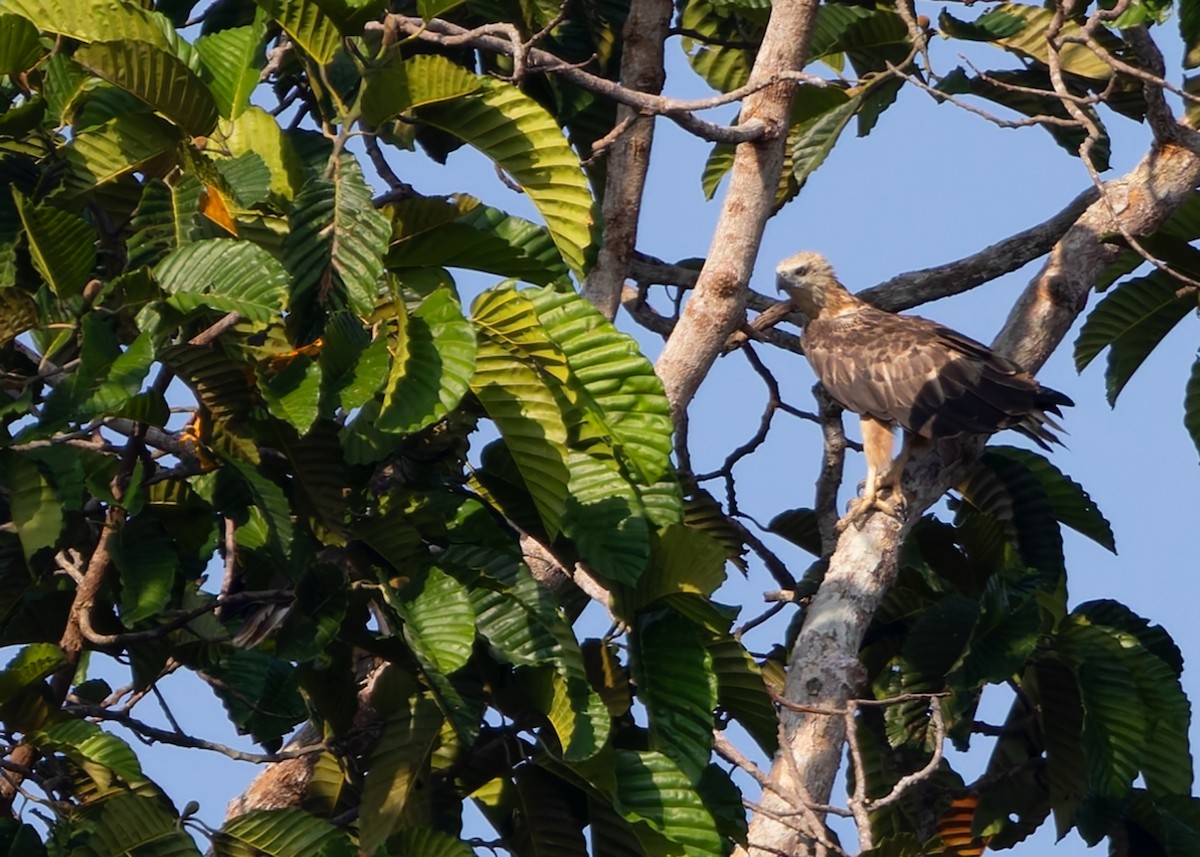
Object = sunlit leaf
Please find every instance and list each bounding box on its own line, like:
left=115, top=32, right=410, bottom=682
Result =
left=75, top=40, right=218, bottom=137
left=195, top=17, right=267, bottom=120
left=252, top=0, right=342, bottom=64
left=213, top=808, right=354, bottom=857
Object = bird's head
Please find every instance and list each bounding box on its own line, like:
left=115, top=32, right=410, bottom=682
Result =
left=775, top=251, right=848, bottom=318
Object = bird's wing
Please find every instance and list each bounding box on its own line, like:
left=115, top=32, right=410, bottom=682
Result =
left=804, top=310, right=1057, bottom=440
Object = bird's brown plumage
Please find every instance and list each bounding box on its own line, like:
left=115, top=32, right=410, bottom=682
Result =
left=776, top=251, right=1072, bottom=526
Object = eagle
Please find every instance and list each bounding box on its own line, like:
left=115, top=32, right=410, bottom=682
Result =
left=775, top=251, right=1072, bottom=529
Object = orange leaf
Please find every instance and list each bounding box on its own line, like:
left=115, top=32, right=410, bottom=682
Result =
left=936, top=795, right=987, bottom=857
left=200, top=183, right=237, bottom=236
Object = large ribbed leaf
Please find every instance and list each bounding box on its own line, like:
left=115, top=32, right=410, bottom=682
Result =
left=219, top=107, right=304, bottom=201
left=939, top=4, right=1117, bottom=80
left=155, top=238, right=289, bottom=321
left=252, top=0, right=341, bottom=64
left=791, top=89, right=861, bottom=190
left=284, top=158, right=389, bottom=323
left=195, top=18, right=267, bottom=120
left=470, top=287, right=571, bottom=538
left=631, top=609, right=717, bottom=782
left=632, top=524, right=728, bottom=610
left=1056, top=621, right=1147, bottom=798
left=75, top=40, right=217, bottom=137
left=111, top=519, right=177, bottom=625
left=62, top=113, right=180, bottom=195
left=0, top=643, right=64, bottom=703
left=707, top=636, right=778, bottom=754
left=377, top=286, right=476, bottom=433
left=68, top=791, right=201, bottom=857
left=386, top=198, right=568, bottom=285
left=1072, top=605, right=1192, bottom=797
left=359, top=693, right=443, bottom=855
left=418, top=81, right=596, bottom=279
left=562, top=451, right=650, bottom=585
left=981, top=447, right=1114, bottom=553
left=1074, top=272, right=1195, bottom=404
left=957, top=451, right=1063, bottom=575
left=1033, top=658, right=1087, bottom=839
left=213, top=808, right=354, bottom=857
left=0, top=451, right=62, bottom=559
left=0, top=0, right=172, bottom=50
left=471, top=572, right=607, bottom=760
left=0, top=13, right=41, bottom=74
left=508, top=766, right=589, bottom=856
left=361, top=53, right=481, bottom=124
left=400, top=569, right=475, bottom=675
left=206, top=648, right=307, bottom=744
left=258, top=355, right=321, bottom=432
left=31, top=720, right=143, bottom=788
left=12, top=190, right=96, bottom=299
left=679, top=0, right=758, bottom=92
left=810, top=4, right=905, bottom=62
left=385, top=828, right=473, bottom=857
left=126, top=177, right=207, bottom=270
left=613, top=750, right=723, bottom=856
left=527, top=287, right=673, bottom=485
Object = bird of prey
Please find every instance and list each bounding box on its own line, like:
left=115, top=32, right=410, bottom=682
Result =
left=775, top=251, right=1072, bottom=529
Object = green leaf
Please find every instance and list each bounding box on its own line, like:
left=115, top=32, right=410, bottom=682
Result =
left=790, top=89, right=861, bottom=189
left=562, top=451, right=650, bottom=585
left=766, top=507, right=822, bottom=556
left=75, top=40, right=218, bottom=137
left=213, top=808, right=354, bottom=857
left=679, top=0, right=759, bottom=92
left=1184, top=0, right=1200, bottom=68
left=1074, top=271, right=1195, bottom=404
left=32, top=719, right=144, bottom=788
left=400, top=569, right=475, bottom=675
left=359, top=693, right=443, bottom=854
left=12, top=190, right=96, bottom=299
left=0, top=0, right=173, bottom=50
left=207, top=648, right=307, bottom=744
left=362, top=53, right=482, bottom=123
left=0, top=13, right=42, bottom=75
left=508, top=766, right=589, bottom=856
left=418, top=80, right=597, bottom=279
left=377, top=286, right=476, bottom=434
left=631, top=609, right=717, bottom=782
left=385, top=828, right=474, bottom=857
left=957, top=450, right=1064, bottom=576
left=526, top=286, right=673, bottom=485
left=0, top=451, right=62, bottom=559
left=111, top=519, right=177, bottom=626
left=155, top=237, right=290, bottom=322
left=939, top=4, right=1118, bottom=80
left=252, top=0, right=342, bottom=64
left=613, top=750, right=723, bottom=856
left=62, top=112, right=180, bottom=196
left=66, top=791, right=202, bottom=857
left=471, top=287, right=571, bottom=538
left=385, top=197, right=569, bottom=285
left=259, top=355, right=322, bottom=432
left=632, top=524, right=728, bottom=610
left=219, top=107, right=305, bottom=201
left=284, top=158, right=390, bottom=327
left=127, top=176, right=208, bottom=270
left=981, top=447, right=1115, bottom=553
left=707, top=636, right=778, bottom=755
left=195, top=18, right=267, bottom=120
left=0, top=643, right=64, bottom=703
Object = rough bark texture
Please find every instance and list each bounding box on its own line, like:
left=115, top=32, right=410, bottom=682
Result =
left=581, top=0, right=673, bottom=319
left=741, top=139, right=1200, bottom=857
left=654, top=0, right=823, bottom=421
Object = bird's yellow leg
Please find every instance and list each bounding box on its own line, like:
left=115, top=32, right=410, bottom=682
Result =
left=837, top=417, right=901, bottom=532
